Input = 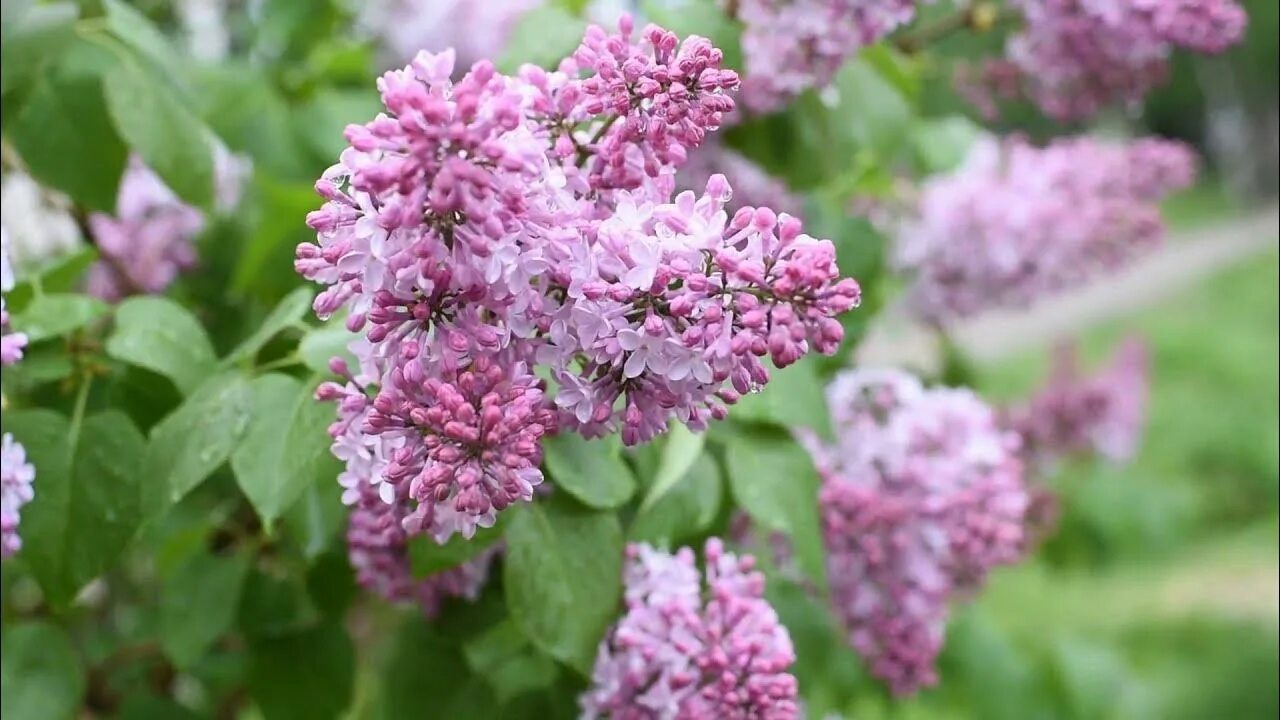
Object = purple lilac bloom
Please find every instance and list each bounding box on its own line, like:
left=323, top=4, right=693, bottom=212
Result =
left=804, top=369, right=1029, bottom=695
left=735, top=0, right=926, bottom=113
left=0, top=434, right=35, bottom=559
left=86, top=149, right=247, bottom=301
left=1006, top=337, right=1150, bottom=468
left=298, top=18, right=861, bottom=542
left=1, top=236, right=33, bottom=559
left=581, top=539, right=800, bottom=719
left=1, top=230, right=27, bottom=367
left=318, top=367, right=497, bottom=611
left=893, top=135, right=1196, bottom=323
left=961, top=0, right=1247, bottom=121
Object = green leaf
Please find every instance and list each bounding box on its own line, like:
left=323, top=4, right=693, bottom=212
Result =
left=504, top=495, right=623, bottom=674
left=295, top=88, right=382, bottom=161
left=0, top=1, right=77, bottom=97
left=0, top=343, right=74, bottom=393
left=629, top=453, right=722, bottom=547
left=6, top=410, right=149, bottom=606
left=118, top=696, right=203, bottom=720
left=225, top=286, right=313, bottom=364
left=283, top=479, right=345, bottom=561
left=237, top=569, right=320, bottom=639
left=195, top=64, right=313, bottom=181
left=233, top=177, right=318, bottom=296
left=380, top=617, right=476, bottom=720
left=641, top=424, right=706, bottom=511
left=104, top=60, right=214, bottom=208
left=408, top=517, right=506, bottom=579
left=102, top=0, right=188, bottom=89
left=231, top=374, right=338, bottom=527
left=1050, top=638, right=1130, bottom=720
left=724, top=427, right=827, bottom=591
left=859, top=44, right=923, bottom=102
left=8, top=40, right=127, bottom=211
left=913, top=115, right=982, bottom=173
left=247, top=621, right=354, bottom=720
left=298, top=318, right=358, bottom=375
left=497, top=6, right=587, bottom=72
left=159, top=551, right=252, bottom=668
left=0, top=246, right=99, bottom=314
left=732, top=356, right=832, bottom=438
left=463, top=620, right=560, bottom=703
left=1, top=621, right=84, bottom=720
left=543, top=433, right=636, bottom=509
left=144, top=373, right=254, bottom=509
left=106, top=296, right=218, bottom=396
left=11, top=293, right=109, bottom=343
left=834, top=59, right=913, bottom=162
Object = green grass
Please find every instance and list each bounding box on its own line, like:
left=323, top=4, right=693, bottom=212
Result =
left=1160, top=180, right=1243, bottom=230
left=976, top=250, right=1280, bottom=560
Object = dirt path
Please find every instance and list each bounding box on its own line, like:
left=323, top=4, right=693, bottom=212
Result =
left=857, top=206, right=1280, bottom=369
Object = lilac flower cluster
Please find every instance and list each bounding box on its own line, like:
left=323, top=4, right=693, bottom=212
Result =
left=298, top=19, right=860, bottom=542
left=893, top=135, right=1196, bottom=323
left=805, top=369, right=1029, bottom=695
left=963, top=0, right=1247, bottom=121
left=87, top=150, right=246, bottom=301
left=318, top=368, right=498, bottom=611
left=1, top=233, right=34, bottom=559
left=1, top=232, right=26, bottom=368
left=735, top=0, right=924, bottom=113
left=1006, top=338, right=1150, bottom=468
left=359, top=0, right=542, bottom=68
left=582, top=539, right=800, bottom=719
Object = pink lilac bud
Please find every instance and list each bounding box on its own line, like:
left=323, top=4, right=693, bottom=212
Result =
left=1005, top=337, right=1149, bottom=468
left=807, top=369, right=1029, bottom=695
left=963, top=0, right=1247, bottom=121
left=1, top=433, right=35, bottom=559
left=581, top=539, right=800, bottom=719
left=736, top=0, right=926, bottom=113
left=893, top=135, right=1195, bottom=323
left=677, top=141, right=804, bottom=217
left=86, top=149, right=248, bottom=301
